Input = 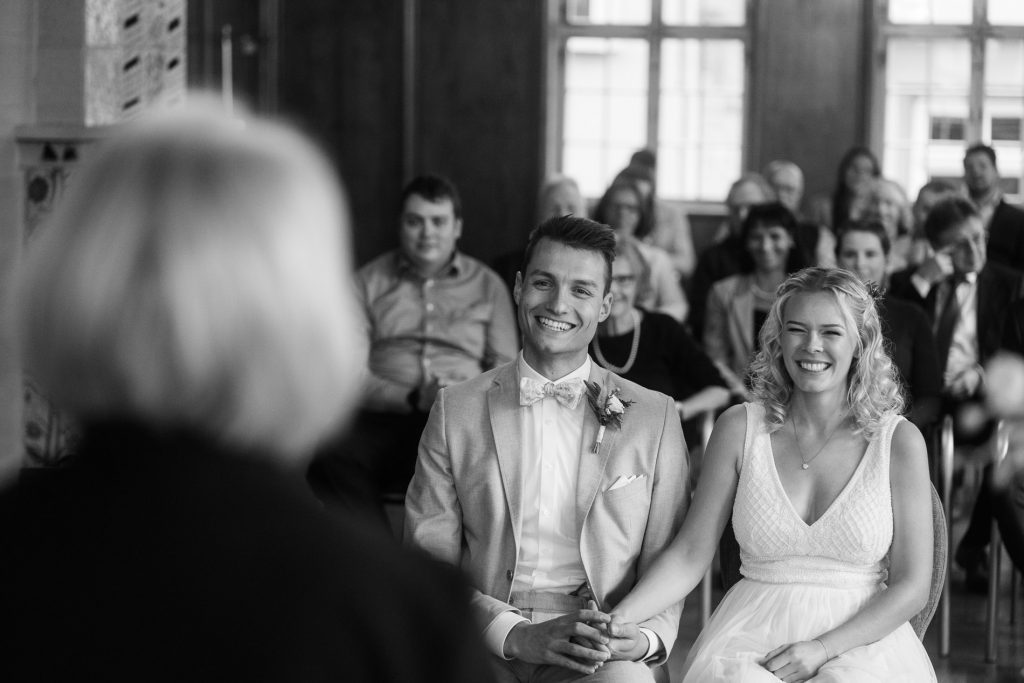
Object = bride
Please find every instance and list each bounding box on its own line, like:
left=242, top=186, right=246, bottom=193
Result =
left=610, top=267, right=936, bottom=681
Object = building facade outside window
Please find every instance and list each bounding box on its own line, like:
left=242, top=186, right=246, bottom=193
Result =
left=873, top=0, right=1024, bottom=201
left=545, top=0, right=749, bottom=203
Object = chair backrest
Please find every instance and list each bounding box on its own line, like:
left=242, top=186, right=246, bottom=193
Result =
left=910, top=483, right=947, bottom=639
left=719, top=483, right=947, bottom=641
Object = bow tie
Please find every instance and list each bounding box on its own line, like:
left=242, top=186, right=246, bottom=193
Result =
left=519, top=377, right=586, bottom=410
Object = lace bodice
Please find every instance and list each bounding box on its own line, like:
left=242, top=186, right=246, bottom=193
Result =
left=732, top=403, right=900, bottom=588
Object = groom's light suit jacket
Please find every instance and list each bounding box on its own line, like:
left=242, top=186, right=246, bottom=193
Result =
left=405, top=360, right=690, bottom=661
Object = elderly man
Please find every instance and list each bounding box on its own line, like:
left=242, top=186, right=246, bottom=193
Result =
left=310, top=175, right=518, bottom=522
left=963, top=143, right=1024, bottom=272
left=407, top=216, right=689, bottom=682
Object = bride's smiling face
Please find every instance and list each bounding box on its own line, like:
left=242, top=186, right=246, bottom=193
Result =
left=780, top=291, right=858, bottom=395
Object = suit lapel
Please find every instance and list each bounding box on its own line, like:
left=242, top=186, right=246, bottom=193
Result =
left=576, top=365, right=618, bottom=532
left=489, top=363, right=523, bottom=548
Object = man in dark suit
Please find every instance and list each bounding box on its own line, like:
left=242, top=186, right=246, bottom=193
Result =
left=963, top=143, right=1024, bottom=273
left=889, top=197, right=1024, bottom=402
left=889, top=196, right=1024, bottom=591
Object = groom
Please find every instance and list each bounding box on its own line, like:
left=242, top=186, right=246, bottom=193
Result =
left=406, top=216, right=689, bottom=681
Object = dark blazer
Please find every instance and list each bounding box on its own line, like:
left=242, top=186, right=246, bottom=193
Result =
left=888, top=262, right=1024, bottom=367
left=878, top=295, right=942, bottom=427
left=0, top=421, right=493, bottom=683
left=1003, top=298, right=1024, bottom=355
left=988, top=199, right=1024, bottom=274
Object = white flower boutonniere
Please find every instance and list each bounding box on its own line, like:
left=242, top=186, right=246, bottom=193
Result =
left=585, top=381, right=635, bottom=453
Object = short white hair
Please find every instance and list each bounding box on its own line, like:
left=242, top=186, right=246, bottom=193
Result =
left=20, top=98, right=365, bottom=460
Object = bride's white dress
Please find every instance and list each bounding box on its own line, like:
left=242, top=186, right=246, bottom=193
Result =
left=681, top=403, right=937, bottom=681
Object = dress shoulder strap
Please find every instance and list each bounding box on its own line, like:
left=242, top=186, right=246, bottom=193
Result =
left=738, top=402, right=765, bottom=474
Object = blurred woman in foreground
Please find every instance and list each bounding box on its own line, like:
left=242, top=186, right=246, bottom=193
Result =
left=0, top=100, right=490, bottom=682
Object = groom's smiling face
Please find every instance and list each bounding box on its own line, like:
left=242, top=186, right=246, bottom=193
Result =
left=514, top=238, right=612, bottom=372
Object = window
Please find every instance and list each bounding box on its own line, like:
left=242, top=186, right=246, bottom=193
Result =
left=545, top=0, right=749, bottom=202
left=873, top=0, right=1024, bottom=201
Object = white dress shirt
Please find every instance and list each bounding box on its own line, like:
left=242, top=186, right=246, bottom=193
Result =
left=484, top=353, right=661, bottom=661
left=911, top=271, right=979, bottom=387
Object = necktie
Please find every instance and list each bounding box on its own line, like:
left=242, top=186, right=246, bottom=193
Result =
left=519, top=377, right=586, bottom=410
left=934, top=276, right=964, bottom=374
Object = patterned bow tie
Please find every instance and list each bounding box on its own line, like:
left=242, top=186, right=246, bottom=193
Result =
left=519, top=377, right=586, bottom=410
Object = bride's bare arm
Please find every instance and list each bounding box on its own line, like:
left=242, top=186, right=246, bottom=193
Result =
left=763, top=419, right=933, bottom=676
left=611, top=403, right=746, bottom=625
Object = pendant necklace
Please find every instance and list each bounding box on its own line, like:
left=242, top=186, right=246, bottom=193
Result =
left=791, top=413, right=847, bottom=470
left=593, top=309, right=641, bottom=374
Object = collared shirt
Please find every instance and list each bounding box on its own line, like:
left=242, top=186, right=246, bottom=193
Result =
left=911, top=271, right=980, bottom=386
left=514, top=354, right=591, bottom=595
left=936, top=272, right=979, bottom=386
left=483, top=354, right=661, bottom=661
left=358, top=250, right=518, bottom=412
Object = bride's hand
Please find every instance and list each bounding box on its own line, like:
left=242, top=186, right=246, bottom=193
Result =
left=760, top=640, right=829, bottom=682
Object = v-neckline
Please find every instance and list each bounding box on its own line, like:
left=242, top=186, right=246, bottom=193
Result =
left=765, top=428, right=872, bottom=528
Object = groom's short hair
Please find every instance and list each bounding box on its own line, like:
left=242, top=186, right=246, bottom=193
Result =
left=520, top=215, right=616, bottom=292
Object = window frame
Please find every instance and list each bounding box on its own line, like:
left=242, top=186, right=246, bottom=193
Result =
left=868, top=0, right=1024, bottom=196
left=543, top=0, right=753, bottom=205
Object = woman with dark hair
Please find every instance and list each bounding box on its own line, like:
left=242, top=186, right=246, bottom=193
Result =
left=610, top=267, right=937, bottom=681
left=591, top=240, right=730, bottom=437
left=593, top=177, right=689, bottom=322
left=617, top=158, right=698, bottom=281
left=809, top=146, right=881, bottom=231
left=835, top=220, right=941, bottom=430
left=703, top=202, right=803, bottom=397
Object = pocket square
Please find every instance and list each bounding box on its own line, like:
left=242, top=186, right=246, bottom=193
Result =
left=607, top=474, right=645, bottom=491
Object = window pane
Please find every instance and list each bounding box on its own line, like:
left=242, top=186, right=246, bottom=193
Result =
left=986, top=39, right=1024, bottom=201
left=658, top=39, right=744, bottom=201
left=562, top=38, right=649, bottom=197
left=566, top=0, right=650, bottom=25
left=883, top=39, right=971, bottom=198
left=662, top=0, right=744, bottom=26
left=990, top=0, right=1024, bottom=26
left=889, top=0, right=971, bottom=25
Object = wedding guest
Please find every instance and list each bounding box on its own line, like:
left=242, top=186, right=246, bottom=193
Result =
left=593, top=177, right=689, bottom=322
left=310, top=174, right=518, bottom=521
left=807, top=146, right=880, bottom=231
left=0, top=101, right=492, bottom=683
left=764, top=159, right=837, bottom=268
left=909, top=179, right=960, bottom=266
left=703, top=202, right=802, bottom=398
left=835, top=221, right=941, bottom=430
left=538, top=174, right=587, bottom=221
left=962, top=143, right=1024, bottom=272
left=689, top=173, right=774, bottom=336
left=888, top=197, right=1024, bottom=591
left=610, top=267, right=937, bottom=681
left=856, top=178, right=915, bottom=274
left=622, top=150, right=697, bottom=281
left=591, top=240, right=730, bottom=443
left=406, top=216, right=690, bottom=682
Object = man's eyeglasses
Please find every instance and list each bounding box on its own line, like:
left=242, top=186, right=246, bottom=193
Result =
left=611, top=274, right=637, bottom=286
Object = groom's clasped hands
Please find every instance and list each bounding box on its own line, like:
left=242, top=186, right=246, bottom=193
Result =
left=502, top=600, right=651, bottom=675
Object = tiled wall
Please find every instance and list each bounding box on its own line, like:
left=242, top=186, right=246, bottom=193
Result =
left=3, top=1, right=187, bottom=475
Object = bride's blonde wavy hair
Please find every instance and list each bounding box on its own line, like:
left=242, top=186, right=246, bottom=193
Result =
left=748, top=267, right=904, bottom=438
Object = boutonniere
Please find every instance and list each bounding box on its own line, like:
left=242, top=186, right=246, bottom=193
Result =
left=585, top=381, right=634, bottom=453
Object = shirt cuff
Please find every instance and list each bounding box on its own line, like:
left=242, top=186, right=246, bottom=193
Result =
left=484, top=610, right=530, bottom=660
left=910, top=272, right=932, bottom=300
left=638, top=627, right=663, bottom=662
